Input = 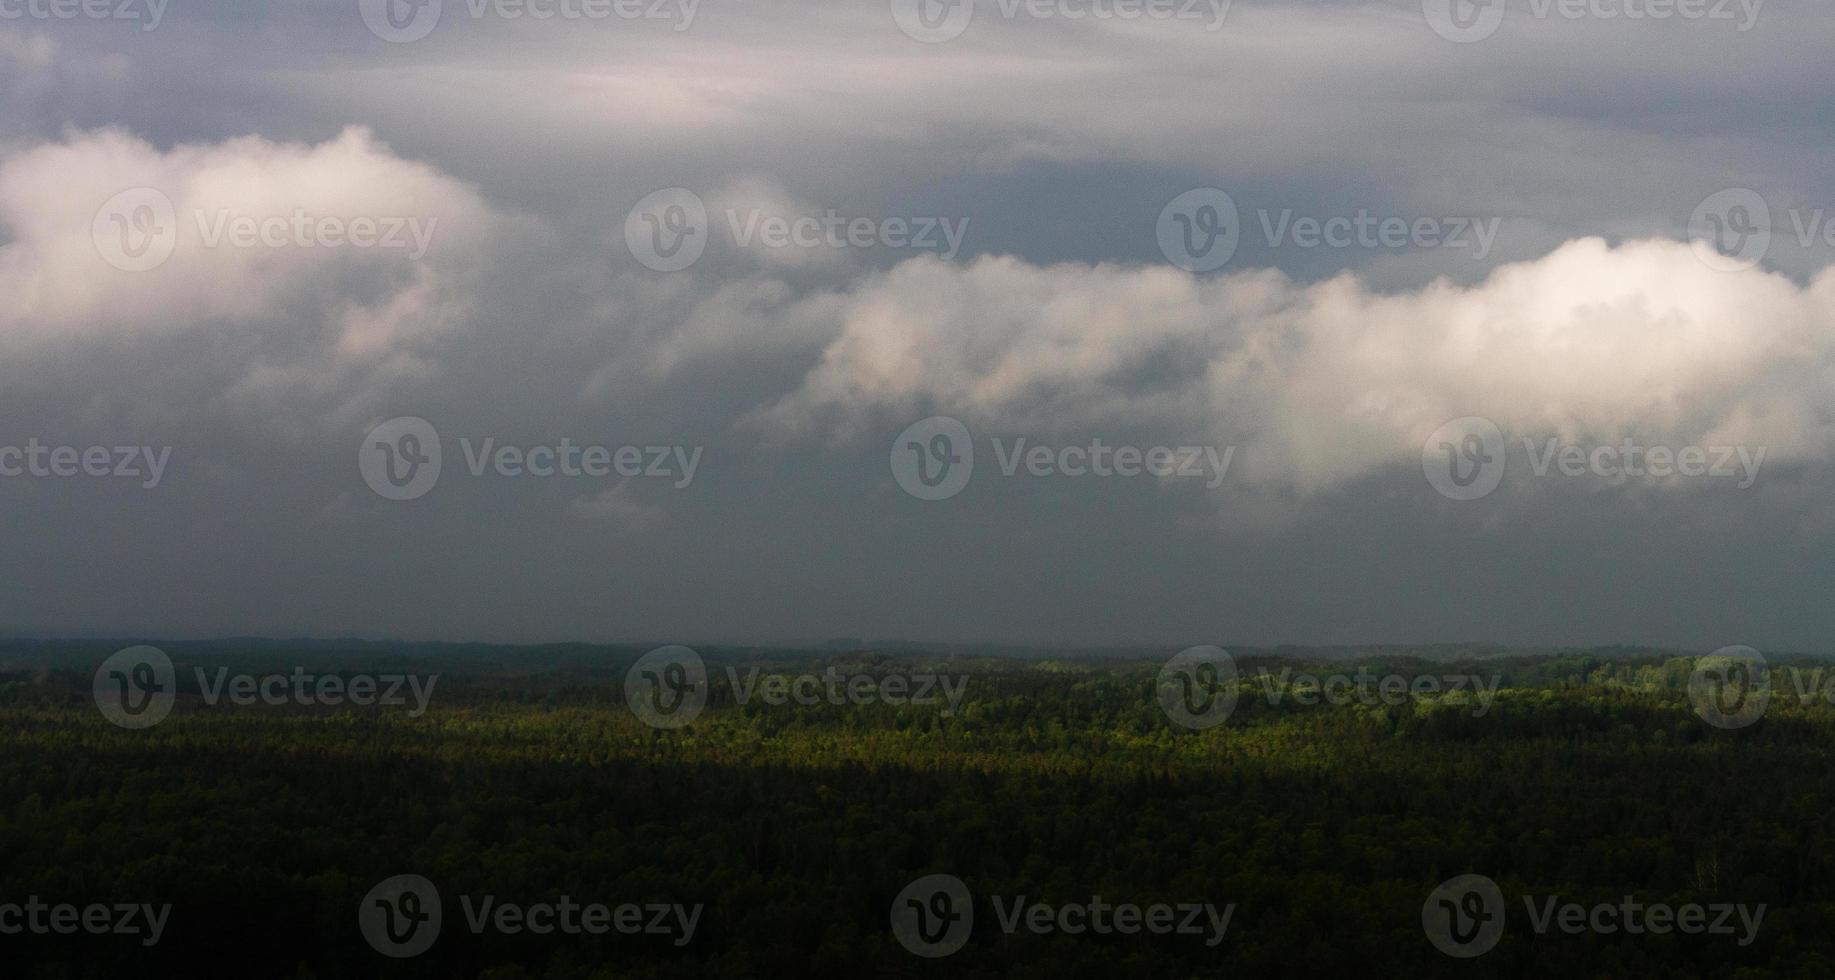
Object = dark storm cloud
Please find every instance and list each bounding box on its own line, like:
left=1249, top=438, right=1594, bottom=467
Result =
left=4, top=0, right=1835, bottom=648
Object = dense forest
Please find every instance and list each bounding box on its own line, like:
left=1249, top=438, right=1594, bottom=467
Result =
left=0, top=640, right=1828, bottom=977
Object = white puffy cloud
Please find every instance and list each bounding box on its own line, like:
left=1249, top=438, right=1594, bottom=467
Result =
left=0, top=126, right=515, bottom=430
left=0, top=126, right=496, bottom=333
left=749, top=237, right=1835, bottom=492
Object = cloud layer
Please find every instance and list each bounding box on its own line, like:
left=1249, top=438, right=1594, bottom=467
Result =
left=4, top=127, right=1832, bottom=497
left=6, top=0, right=1835, bottom=646
left=744, top=238, right=1835, bottom=493
left=0, top=126, right=511, bottom=433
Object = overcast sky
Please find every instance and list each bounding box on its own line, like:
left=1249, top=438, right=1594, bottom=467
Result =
left=3, top=0, right=1833, bottom=649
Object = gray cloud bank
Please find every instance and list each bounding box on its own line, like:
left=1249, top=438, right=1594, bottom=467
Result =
left=3, top=4, right=1835, bottom=647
